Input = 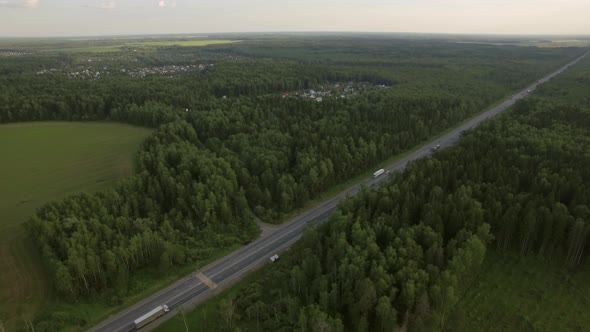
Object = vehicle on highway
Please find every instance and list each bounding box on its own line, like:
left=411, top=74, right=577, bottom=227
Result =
left=373, top=168, right=385, bottom=178
left=270, top=254, right=279, bottom=262
left=134, top=305, right=170, bottom=330
left=430, top=144, right=441, bottom=152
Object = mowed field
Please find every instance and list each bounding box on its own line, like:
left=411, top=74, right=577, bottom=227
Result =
left=445, top=252, right=590, bottom=331
left=0, top=122, right=151, bottom=330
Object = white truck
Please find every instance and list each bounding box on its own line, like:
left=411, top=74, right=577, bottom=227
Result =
left=134, top=305, right=170, bottom=330
left=373, top=169, right=385, bottom=178
left=270, top=254, right=279, bottom=262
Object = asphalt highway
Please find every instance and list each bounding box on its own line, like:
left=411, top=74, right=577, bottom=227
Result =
left=89, top=50, right=589, bottom=332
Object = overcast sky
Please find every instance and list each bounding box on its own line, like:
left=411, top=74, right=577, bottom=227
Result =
left=0, top=0, right=589, bottom=37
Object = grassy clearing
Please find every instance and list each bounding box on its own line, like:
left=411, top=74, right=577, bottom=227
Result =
left=0, top=122, right=151, bottom=331
left=445, top=252, right=590, bottom=331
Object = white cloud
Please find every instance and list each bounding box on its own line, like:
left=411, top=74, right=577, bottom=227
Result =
left=158, top=0, right=176, bottom=8
left=0, top=0, right=39, bottom=8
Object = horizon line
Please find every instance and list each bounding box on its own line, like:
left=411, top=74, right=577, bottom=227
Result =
left=1, top=31, right=590, bottom=40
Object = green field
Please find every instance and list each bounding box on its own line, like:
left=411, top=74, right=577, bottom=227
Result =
left=58, top=39, right=239, bottom=53
left=0, top=122, right=151, bottom=330
left=445, top=252, right=590, bottom=331
left=128, top=40, right=239, bottom=47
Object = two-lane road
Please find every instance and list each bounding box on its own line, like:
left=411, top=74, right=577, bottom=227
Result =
left=90, top=50, right=589, bottom=332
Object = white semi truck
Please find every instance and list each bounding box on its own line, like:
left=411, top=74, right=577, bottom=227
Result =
left=134, top=305, right=170, bottom=330
left=373, top=169, right=385, bottom=178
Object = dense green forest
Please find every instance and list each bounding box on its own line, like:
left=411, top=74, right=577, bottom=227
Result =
left=1, top=37, right=585, bottom=330
left=156, top=52, right=590, bottom=331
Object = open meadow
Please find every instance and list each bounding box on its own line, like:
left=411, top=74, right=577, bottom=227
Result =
left=0, top=122, right=151, bottom=330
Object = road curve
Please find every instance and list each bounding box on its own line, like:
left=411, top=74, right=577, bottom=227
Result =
left=89, top=50, right=589, bottom=332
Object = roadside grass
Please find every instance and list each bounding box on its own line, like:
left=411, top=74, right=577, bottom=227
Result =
left=0, top=122, right=151, bottom=331
left=445, top=251, right=590, bottom=332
